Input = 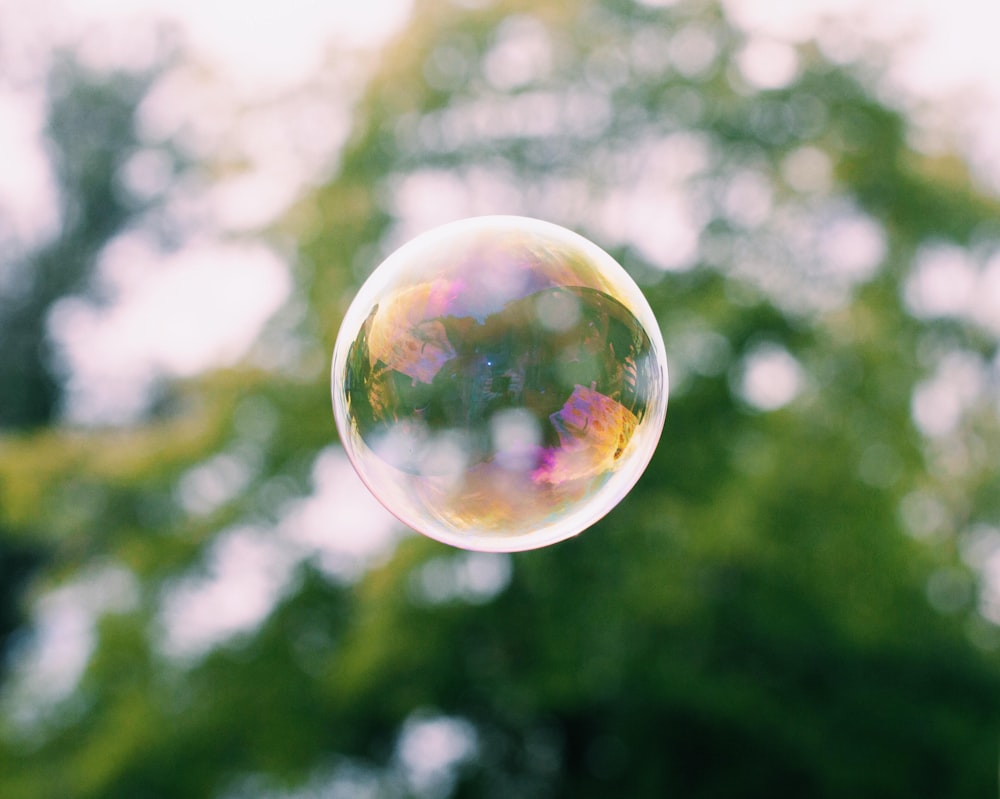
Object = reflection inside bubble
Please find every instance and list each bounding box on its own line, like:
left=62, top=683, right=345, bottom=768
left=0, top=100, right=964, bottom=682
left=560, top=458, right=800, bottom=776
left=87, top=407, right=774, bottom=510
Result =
left=333, top=216, right=667, bottom=551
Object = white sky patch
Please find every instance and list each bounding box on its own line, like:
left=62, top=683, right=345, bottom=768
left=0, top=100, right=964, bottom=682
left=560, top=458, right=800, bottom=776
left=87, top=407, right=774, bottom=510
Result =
left=280, top=447, right=402, bottom=582
left=600, top=183, right=703, bottom=272
left=722, top=0, right=894, bottom=44
left=53, top=0, right=413, bottom=91
left=722, top=168, right=773, bottom=229
left=718, top=196, right=886, bottom=312
left=120, top=147, right=175, bottom=202
left=177, top=448, right=260, bottom=517
left=0, top=564, right=138, bottom=730
left=905, top=242, right=978, bottom=318
left=159, top=525, right=297, bottom=659
left=159, top=447, right=400, bottom=660
left=390, top=170, right=498, bottom=240
left=207, top=167, right=310, bottom=233
left=668, top=23, right=720, bottom=79
left=408, top=89, right=612, bottom=155
left=483, top=14, right=553, bottom=91
left=0, top=89, right=59, bottom=250
left=879, top=0, right=1000, bottom=103
left=0, top=0, right=409, bottom=427
left=1, top=0, right=999, bottom=430
left=138, top=73, right=355, bottom=226
left=980, top=253, right=1000, bottom=336
left=816, top=208, right=887, bottom=281
left=594, top=131, right=712, bottom=271
left=905, top=243, right=1000, bottom=337
left=735, top=37, right=800, bottom=91
left=388, top=167, right=525, bottom=246
left=723, top=0, right=1000, bottom=187
left=737, top=343, right=805, bottom=411
left=49, top=236, right=291, bottom=424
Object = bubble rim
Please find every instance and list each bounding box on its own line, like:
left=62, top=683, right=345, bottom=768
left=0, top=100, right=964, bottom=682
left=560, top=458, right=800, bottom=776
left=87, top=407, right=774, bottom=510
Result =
left=331, top=214, right=669, bottom=552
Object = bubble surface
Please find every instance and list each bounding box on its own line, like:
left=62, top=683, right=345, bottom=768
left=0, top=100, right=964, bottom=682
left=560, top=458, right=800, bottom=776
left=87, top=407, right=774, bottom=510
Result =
left=332, top=216, right=668, bottom=552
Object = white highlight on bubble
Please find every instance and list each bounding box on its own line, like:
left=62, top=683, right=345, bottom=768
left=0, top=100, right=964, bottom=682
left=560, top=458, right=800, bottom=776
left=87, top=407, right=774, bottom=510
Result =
left=910, top=350, right=986, bottom=438
left=491, top=408, right=542, bottom=472
left=535, top=290, right=582, bottom=333
left=419, top=431, right=472, bottom=481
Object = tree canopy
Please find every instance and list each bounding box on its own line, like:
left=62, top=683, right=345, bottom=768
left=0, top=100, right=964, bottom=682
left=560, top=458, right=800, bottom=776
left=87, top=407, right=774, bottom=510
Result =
left=1, top=0, right=999, bottom=797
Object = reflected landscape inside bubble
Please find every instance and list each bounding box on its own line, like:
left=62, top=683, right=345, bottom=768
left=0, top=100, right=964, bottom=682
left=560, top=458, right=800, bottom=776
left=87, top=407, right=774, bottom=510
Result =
left=332, top=216, right=668, bottom=552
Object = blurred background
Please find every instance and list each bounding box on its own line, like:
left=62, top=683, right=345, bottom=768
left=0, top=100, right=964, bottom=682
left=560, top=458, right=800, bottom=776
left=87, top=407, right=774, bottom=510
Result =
left=2, top=0, right=1000, bottom=796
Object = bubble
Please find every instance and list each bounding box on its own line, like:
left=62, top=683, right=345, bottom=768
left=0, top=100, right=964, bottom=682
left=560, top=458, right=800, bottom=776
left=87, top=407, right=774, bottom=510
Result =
left=332, top=216, right=668, bottom=552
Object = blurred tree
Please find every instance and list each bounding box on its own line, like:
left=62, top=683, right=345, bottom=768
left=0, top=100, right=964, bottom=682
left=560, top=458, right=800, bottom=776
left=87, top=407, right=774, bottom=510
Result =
left=1, top=1, right=1000, bottom=797
left=0, top=62, right=157, bottom=429
left=0, top=62, right=168, bottom=681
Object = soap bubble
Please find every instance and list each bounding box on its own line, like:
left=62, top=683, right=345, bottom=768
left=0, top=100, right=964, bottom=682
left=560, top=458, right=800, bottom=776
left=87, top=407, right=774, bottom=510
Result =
left=332, top=216, right=668, bottom=552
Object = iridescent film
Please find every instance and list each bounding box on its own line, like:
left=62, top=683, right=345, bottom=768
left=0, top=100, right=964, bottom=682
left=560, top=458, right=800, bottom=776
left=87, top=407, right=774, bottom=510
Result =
left=332, top=216, right=668, bottom=551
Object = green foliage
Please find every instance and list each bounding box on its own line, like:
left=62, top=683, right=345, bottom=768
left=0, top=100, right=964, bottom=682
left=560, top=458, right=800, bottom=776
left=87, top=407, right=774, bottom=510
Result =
left=0, top=62, right=160, bottom=430
left=0, top=60, right=168, bottom=686
left=2, top=1, right=1000, bottom=797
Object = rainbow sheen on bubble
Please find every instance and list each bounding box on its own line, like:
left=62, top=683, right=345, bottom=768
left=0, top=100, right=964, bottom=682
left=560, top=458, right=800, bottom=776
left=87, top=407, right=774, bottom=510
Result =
left=332, top=216, right=668, bottom=552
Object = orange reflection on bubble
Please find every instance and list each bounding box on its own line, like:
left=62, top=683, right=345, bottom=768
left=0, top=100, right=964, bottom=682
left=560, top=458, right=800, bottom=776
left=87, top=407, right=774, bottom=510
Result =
left=367, top=279, right=458, bottom=384
left=533, top=384, right=638, bottom=484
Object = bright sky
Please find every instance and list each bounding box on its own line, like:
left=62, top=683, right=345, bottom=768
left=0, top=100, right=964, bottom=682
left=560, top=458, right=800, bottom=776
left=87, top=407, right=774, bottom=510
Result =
left=0, top=0, right=996, bottom=425
left=0, top=0, right=414, bottom=423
